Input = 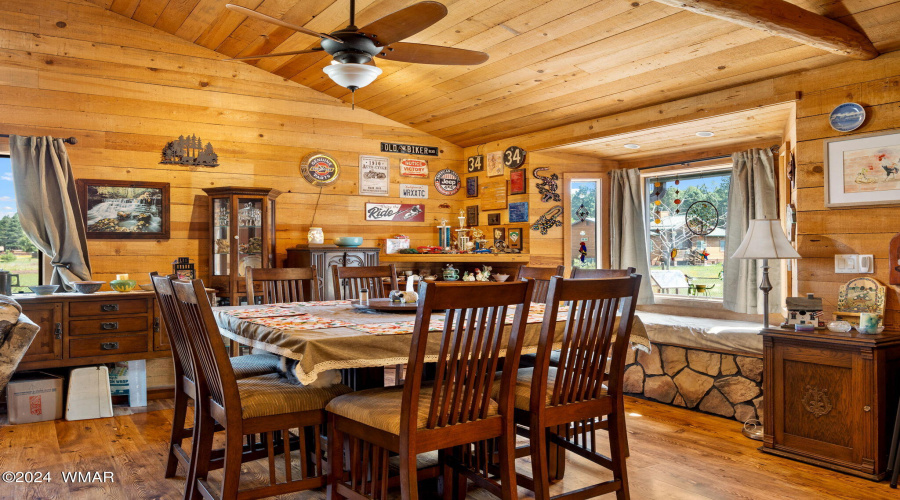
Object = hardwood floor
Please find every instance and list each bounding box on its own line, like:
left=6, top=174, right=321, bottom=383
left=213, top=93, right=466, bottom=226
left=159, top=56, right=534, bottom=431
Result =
left=0, top=397, right=896, bottom=499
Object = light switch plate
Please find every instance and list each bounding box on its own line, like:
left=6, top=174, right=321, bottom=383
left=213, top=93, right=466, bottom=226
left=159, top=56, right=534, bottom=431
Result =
left=858, top=255, right=875, bottom=273
left=835, top=254, right=859, bottom=273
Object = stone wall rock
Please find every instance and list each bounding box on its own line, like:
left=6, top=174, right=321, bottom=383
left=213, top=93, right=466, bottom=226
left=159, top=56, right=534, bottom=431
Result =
left=734, top=403, right=757, bottom=423
left=736, top=356, right=763, bottom=382
left=673, top=369, right=714, bottom=407
left=698, top=388, right=734, bottom=417
left=687, top=351, right=721, bottom=376
left=721, top=355, right=738, bottom=375
left=623, top=364, right=644, bottom=393
left=637, top=344, right=663, bottom=375
left=715, top=376, right=761, bottom=404
left=644, top=376, right=677, bottom=403
left=660, top=345, right=687, bottom=376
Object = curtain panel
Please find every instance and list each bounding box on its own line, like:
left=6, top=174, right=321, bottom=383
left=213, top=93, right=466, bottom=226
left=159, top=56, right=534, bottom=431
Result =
left=723, top=148, right=779, bottom=315
left=609, top=168, right=654, bottom=305
left=9, top=136, right=92, bottom=290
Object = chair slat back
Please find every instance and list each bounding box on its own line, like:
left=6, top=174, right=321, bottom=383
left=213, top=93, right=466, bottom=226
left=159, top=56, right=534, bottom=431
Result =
left=516, top=265, right=565, bottom=303
left=534, top=276, right=641, bottom=408
left=150, top=273, right=195, bottom=383
left=246, top=267, right=319, bottom=304
left=332, top=265, right=398, bottom=300
left=569, top=267, right=636, bottom=279
left=402, top=281, right=534, bottom=433
left=172, top=279, right=238, bottom=412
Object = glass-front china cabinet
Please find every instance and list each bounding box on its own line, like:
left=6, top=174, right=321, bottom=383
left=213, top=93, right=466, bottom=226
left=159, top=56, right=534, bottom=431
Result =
left=203, top=187, right=280, bottom=305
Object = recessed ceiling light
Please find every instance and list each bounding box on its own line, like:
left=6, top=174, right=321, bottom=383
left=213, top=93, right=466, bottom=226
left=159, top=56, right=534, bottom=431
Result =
left=623, top=143, right=641, bottom=149
left=696, top=131, right=715, bottom=137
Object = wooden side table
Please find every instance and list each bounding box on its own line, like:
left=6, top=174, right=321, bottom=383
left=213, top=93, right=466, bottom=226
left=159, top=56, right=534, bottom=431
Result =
left=761, top=327, right=900, bottom=480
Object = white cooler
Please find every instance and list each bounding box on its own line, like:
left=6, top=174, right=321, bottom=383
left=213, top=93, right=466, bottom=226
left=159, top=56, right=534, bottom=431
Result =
left=65, top=366, right=114, bottom=421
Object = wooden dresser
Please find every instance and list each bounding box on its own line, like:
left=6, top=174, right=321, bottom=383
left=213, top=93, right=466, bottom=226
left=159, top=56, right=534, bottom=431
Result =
left=16, top=291, right=170, bottom=371
left=761, top=327, right=900, bottom=480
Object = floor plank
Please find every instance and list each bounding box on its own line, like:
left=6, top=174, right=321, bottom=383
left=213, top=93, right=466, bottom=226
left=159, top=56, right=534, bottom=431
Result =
left=0, top=397, right=896, bottom=499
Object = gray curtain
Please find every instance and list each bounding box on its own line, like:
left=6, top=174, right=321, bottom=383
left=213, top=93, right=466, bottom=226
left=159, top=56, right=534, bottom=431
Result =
left=609, top=168, right=654, bottom=305
left=9, top=136, right=92, bottom=290
left=723, top=148, right=779, bottom=315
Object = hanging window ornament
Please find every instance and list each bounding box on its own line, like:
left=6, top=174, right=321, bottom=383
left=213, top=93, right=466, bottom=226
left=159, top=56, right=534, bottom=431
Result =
left=579, top=241, right=588, bottom=262
left=575, top=203, right=590, bottom=223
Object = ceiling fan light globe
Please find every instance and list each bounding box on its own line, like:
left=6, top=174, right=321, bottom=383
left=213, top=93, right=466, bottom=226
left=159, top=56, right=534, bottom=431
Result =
left=323, top=63, right=382, bottom=90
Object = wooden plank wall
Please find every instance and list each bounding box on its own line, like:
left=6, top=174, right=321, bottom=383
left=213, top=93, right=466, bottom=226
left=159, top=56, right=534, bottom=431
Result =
left=0, top=0, right=464, bottom=286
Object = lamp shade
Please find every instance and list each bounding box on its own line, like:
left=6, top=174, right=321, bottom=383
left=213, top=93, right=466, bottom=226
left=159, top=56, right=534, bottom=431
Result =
left=323, top=63, right=382, bottom=90
left=731, top=219, right=801, bottom=260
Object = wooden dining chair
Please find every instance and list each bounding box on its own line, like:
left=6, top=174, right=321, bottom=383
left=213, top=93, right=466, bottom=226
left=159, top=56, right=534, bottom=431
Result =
left=326, top=280, right=535, bottom=500
left=516, top=265, right=565, bottom=303
left=332, top=264, right=398, bottom=300
left=503, top=275, right=641, bottom=500
left=171, top=278, right=353, bottom=500
left=245, top=266, right=319, bottom=304
left=149, top=273, right=282, bottom=480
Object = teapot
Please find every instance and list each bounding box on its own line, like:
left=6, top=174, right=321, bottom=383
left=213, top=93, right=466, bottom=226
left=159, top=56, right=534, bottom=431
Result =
left=443, top=264, right=459, bottom=281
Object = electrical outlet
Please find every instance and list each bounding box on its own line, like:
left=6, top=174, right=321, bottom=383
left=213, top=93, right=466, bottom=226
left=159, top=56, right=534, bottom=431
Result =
left=835, top=254, right=859, bottom=273
left=858, top=255, right=875, bottom=273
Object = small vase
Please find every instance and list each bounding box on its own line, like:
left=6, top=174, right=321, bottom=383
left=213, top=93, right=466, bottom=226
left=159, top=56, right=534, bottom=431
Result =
left=308, top=227, right=324, bottom=244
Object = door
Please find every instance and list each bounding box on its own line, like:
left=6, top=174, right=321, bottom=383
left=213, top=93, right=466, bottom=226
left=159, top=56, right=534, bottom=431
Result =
left=19, top=302, right=63, bottom=363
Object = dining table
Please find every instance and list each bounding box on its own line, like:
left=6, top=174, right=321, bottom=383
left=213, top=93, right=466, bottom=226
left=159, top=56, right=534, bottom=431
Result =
left=213, top=299, right=652, bottom=389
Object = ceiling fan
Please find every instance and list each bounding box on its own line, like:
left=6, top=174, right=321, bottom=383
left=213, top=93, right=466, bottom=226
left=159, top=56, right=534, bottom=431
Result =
left=225, top=1, right=489, bottom=105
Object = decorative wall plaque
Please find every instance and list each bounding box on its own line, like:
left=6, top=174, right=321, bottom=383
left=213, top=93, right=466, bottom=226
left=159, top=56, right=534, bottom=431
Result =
left=487, top=213, right=501, bottom=225
left=486, top=151, right=504, bottom=177
left=300, top=152, right=340, bottom=186
left=399, top=184, right=428, bottom=199
left=533, top=167, right=560, bottom=203
left=359, top=155, right=390, bottom=196
left=400, top=158, right=428, bottom=178
left=466, top=177, right=479, bottom=198
left=365, top=203, right=425, bottom=222
left=508, top=228, right=523, bottom=250
left=481, top=180, right=507, bottom=210
left=503, top=146, right=526, bottom=169
left=467, top=155, right=484, bottom=173
left=161, top=134, right=218, bottom=167
left=381, top=142, right=438, bottom=156
left=509, top=169, right=526, bottom=195
left=434, top=169, right=461, bottom=196
left=508, top=201, right=529, bottom=223
left=466, top=205, right=479, bottom=226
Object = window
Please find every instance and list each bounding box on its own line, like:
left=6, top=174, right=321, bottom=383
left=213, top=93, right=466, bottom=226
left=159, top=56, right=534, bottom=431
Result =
left=569, top=178, right=601, bottom=270
left=645, top=168, right=730, bottom=299
left=0, top=156, right=43, bottom=292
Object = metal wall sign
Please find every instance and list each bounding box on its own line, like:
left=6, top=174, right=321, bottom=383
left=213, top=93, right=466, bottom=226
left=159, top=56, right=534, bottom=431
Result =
left=380, top=142, right=439, bottom=156
left=400, top=158, right=429, bottom=178
left=400, top=184, right=428, bottom=199
left=161, top=134, right=218, bottom=167
left=503, top=146, right=526, bottom=169
left=300, top=152, right=340, bottom=186
left=365, top=203, right=425, bottom=222
left=434, top=169, right=461, bottom=196
left=359, top=155, right=390, bottom=196
left=467, top=155, right=484, bottom=172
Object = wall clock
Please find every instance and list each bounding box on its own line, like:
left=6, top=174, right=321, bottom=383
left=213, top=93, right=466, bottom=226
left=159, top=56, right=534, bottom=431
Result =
left=300, top=152, right=340, bottom=186
left=685, top=201, right=718, bottom=236
left=504, top=146, right=526, bottom=169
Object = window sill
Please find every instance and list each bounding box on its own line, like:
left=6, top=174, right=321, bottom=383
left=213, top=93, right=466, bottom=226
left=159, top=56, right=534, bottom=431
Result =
left=653, top=295, right=723, bottom=308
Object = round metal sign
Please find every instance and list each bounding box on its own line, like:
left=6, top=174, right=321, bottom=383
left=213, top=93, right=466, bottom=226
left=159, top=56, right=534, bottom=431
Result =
left=300, top=152, right=340, bottom=186
left=503, top=146, right=526, bottom=169
left=434, top=169, right=461, bottom=196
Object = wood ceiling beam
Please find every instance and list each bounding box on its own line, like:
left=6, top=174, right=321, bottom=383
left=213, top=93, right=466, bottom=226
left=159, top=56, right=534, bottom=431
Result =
left=652, top=0, right=878, bottom=60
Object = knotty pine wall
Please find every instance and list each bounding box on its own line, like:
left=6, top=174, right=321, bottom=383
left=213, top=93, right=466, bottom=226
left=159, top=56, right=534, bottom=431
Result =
left=0, top=0, right=464, bottom=286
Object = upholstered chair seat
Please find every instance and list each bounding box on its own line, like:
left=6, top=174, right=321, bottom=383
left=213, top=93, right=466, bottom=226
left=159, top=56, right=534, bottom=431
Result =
left=237, top=373, right=351, bottom=419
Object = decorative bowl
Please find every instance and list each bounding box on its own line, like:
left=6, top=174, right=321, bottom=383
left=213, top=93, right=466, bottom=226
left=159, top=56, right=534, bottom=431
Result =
left=138, top=284, right=155, bottom=291
left=494, top=274, right=510, bottom=282
left=334, top=236, right=363, bottom=247
left=110, top=279, right=137, bottom=293
left=826, top=320, right=852, bottom=333
left=28, top=285, right=59, bottom=296
left=73, top=281, right=104, bottom=294
left=855, top=324, right=885, bottom=335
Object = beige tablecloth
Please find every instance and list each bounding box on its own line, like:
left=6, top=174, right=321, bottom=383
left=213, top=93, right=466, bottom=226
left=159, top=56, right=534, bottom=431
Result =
left=214, top=302, right=650, bottom=385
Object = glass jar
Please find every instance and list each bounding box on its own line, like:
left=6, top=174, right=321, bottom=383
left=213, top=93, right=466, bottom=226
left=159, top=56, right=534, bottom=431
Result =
left=308, top=227, right=324, bottom=244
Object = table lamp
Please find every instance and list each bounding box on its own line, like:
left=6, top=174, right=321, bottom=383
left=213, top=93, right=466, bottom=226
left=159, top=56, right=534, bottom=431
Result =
left=731, top=219, right=800, bottom=328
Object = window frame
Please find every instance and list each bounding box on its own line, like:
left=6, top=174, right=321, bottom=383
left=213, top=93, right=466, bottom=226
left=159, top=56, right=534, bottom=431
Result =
left=564, top=175, right=603, bottom=273
left=0, top=153, right=45, bottom=292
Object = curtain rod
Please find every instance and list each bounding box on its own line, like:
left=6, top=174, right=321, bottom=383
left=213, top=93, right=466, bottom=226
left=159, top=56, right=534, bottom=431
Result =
left=0, top=134, right=78, bottom=145
left=637, top=154, right=731, bottom=171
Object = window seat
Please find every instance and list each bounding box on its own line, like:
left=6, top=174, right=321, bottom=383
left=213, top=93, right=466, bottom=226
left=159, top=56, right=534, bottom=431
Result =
left=636, top=311, right=762, bottom=356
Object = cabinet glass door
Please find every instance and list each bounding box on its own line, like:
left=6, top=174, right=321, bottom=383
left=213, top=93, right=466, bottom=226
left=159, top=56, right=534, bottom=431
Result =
left=212, top=197, right=230, bottom=276
left=236, top=198, right=263, bottom=278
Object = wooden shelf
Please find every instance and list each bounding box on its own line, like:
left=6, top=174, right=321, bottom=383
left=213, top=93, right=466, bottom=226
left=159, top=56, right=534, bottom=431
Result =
left=379, top=253, right=530, bottom=263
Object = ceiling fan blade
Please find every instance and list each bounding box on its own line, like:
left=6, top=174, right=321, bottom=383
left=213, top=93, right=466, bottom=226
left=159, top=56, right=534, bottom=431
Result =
left=225, top=48, right=323, bottom=61
left=376, top=42, right=489, bottom=65
left=359, top=1, right=448, bottom=46
left=225, top=4, right=342, bottom=43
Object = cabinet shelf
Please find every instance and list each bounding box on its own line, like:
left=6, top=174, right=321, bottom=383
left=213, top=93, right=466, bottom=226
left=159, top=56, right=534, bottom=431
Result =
left=379, top=253, right=530, bottom=263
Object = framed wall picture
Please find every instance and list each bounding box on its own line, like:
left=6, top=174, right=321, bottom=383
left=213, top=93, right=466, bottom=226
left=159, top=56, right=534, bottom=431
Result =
left=77, top=180, right=170, bottom=239
left=493, top=227, right=506, bottom=249
left=509, top=201, right=529, bottom=223
left=486, top=151, right=504, bottom=177
left=507, top=227, right=523, bottom=250
left=824, top=129, right=900, bottom=207
left=359, top=155, right=390, bottom=196
left=488, top=213, right=501, bottom=225
left=509, top=169, right=526, bottom=195
left=466, top=205, right=479, bottom=226
left=466, top=176, right=479, bottom=198
left=481, top=180, right=507, bottom=210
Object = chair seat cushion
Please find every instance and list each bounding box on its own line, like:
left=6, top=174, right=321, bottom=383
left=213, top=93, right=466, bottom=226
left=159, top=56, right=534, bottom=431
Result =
left=493, top=367, right=607, bottom=410
left=238, top=373, right=352, bottom=419
left=326, top=384, right=499, bottom=435
left=230, top=353, right=280, bottom=379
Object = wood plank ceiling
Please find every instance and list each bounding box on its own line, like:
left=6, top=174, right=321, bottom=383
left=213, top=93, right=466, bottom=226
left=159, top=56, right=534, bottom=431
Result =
left=95, top=0, right=900, bottom=148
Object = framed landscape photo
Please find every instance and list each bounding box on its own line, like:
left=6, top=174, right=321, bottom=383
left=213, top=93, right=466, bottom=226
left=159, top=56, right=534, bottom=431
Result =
left=824, top=129, right=900, bottom=208
left=77, top=180, right=170, bottom=239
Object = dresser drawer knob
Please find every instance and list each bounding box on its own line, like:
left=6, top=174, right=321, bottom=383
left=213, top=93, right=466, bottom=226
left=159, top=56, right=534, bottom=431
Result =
left=864, top=405, right=871, bottom=412
left=101, top=304, right=119, bottom=312
left=100, top=342, right=119, bottom=351
left=100, top=322, right=119, bottom=330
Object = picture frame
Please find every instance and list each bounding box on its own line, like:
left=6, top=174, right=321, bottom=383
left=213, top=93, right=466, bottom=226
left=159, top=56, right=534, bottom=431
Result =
left=492, top=227, right=506, bottom=249
left=466, top=176, right=479, bottom=198
left=507, top=227, right=523, bottom=250
left=508, top=201, right=529, bottom=223
left=466, top=205, right=479, bottom=226
left=486, top=151, right=504, bottom=177
left=509, top=169, right=526, bottom=195
left=77, top=179, right=170, bottom=239
left=824, top=129, right=900, bottom=208
left=488, top=213, right=501, bottom=225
